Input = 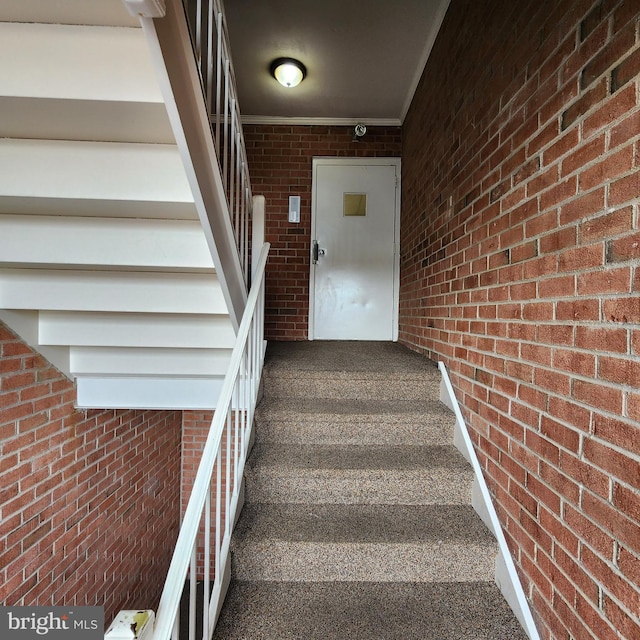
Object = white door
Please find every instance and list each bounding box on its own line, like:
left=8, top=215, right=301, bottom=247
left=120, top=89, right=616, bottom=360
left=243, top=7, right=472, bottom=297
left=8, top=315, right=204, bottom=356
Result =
left=310, top=158, right=400, bottom=340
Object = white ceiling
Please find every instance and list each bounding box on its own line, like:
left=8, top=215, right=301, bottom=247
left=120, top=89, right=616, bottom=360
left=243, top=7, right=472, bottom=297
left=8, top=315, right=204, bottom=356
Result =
left=224, top=0, right=451, bottom=125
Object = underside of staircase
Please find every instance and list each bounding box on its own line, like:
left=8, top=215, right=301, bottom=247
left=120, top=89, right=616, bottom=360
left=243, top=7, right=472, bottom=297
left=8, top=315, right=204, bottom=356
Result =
left=0, top=0, right=237, bottom=410
left=214, top=341, right=528, bottom=639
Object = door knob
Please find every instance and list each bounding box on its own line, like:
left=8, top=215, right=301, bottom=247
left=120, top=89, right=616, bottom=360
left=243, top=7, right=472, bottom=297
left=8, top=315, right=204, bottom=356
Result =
left=312, top=240, right=325, bottom=264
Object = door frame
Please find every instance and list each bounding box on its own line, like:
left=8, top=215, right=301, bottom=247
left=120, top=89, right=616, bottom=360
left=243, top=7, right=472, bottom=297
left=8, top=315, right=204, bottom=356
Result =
left=309, top=157, right=401, bottom=341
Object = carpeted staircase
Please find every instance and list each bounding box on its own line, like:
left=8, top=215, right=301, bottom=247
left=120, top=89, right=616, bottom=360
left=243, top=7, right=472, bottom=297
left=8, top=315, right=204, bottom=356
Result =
left=213, top=341, right=528, bottom=639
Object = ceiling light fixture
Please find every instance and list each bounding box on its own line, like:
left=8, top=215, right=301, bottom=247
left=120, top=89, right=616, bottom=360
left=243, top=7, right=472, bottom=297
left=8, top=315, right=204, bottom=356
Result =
left=270, top=57, right=306, bottom=88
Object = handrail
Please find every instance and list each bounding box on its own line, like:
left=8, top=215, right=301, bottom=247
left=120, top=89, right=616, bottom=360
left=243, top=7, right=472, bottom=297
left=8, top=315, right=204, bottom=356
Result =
left=151, top=242, right=270, bottom=640
left=183, top=0, right=253, bottom=285
left=136, top=0, right=248, bottom=327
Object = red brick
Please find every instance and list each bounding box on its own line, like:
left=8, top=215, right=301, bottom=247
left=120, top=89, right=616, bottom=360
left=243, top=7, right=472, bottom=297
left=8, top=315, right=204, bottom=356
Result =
left=583, top=84, right=638, bottom=140
left=606, top=229, right=640, bottom=263
left=534, top=367, right=572, bottom=395
left=613, top=482, right=640, bottom=524
left=394, top=2, right=640, bottom=637
left=592, top=414, right=639, bottom=455
left=565, top=504, right=614, bottom=561
left=561, top=135, right=605, bottom=177
left=540, top=176, right=578, bottom=211
left=555, top=543, right=600, bottom=604
left=525, top=429, right=560, bottom=466
left=628, top=392, right=640, bottom=422
left=578, top=266, right=632, bottom=295
left=576, top=591, right=621, bottom=640
left=559, top=188, right=605, bottom=225
left=540, top=413, right=582, bottom=453
left=580, top=145, right=635, bottom=191
left=581, top=21, right=637, bottom=89
left=556, top=297, right=600, bottom=321
left=604, top=594, right=640, bottom=640
left=599, top=354, right=640, bottom=386
left=559, top=243, right=605, bottom=272
left=537, top=324, right=574, bottom=346
left=611, top=45, right=640, bottom=93
left=609, top=170, right=640, bottom=207
left=603, top=296, right=640, bottom=323
left=539, top=226, right=577, bottom=254
left=610, top=109, right=640, bottom=148
left=581, top=206, right=633, bottom=244
left=617, top=546, right=640, bottom=590
left=561, top=79, right=608, bottom=131
left=538, top=274, right=576, bottom=298
left=573, top=379, right=623, bottom=413
left=540, top=462, right=581, bottom=508
left=585, top=437, right=639, bottom=489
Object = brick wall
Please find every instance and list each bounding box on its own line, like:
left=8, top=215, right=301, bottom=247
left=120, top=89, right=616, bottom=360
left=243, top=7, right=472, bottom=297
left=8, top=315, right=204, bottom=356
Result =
left=401, top=0, right=639, bottom=638
left=244, top=124, right=401, bottom=339
left=0, top=322, right=182, bottom=626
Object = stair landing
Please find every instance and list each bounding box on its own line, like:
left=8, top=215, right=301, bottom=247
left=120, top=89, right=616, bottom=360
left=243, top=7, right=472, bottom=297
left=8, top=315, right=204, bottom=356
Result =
left=214, top=341, right=528, bottom=639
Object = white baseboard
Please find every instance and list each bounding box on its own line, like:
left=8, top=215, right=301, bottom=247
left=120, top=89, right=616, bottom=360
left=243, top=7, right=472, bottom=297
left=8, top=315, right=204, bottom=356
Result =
left=439, top=361, right=540, bottom=640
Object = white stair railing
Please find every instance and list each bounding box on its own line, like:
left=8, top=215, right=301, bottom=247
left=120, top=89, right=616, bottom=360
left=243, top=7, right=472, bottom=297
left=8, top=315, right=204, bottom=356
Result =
left=184, top=0, right=253, bottom=283
left=150, top=242, right=269, bottom=640
left=128, top=0, right=252, bottom=325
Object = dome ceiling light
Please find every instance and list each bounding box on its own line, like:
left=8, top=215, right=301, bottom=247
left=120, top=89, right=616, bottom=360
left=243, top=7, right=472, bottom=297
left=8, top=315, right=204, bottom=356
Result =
left=270, top=57, right=306, bottom=88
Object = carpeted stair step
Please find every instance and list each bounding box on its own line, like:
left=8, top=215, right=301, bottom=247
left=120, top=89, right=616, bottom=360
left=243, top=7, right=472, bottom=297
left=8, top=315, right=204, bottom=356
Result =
left=262, top=340, right=442, bottom=401
left=231, top=503, right=497, bottom=582
left=213, top=580, right=527, bottom=640
left=262, top=368, right=441, bottom=401
left=213, top=342, right=528, bottom=639
left=244, top=442, right=474, bottom=504
left=255, top=396, right=455, bottom=445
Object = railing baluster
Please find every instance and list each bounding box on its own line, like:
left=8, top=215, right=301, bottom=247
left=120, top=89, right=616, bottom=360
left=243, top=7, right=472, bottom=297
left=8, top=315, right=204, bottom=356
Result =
left=183, top=0, right=254, bottom=280
left=215, top=8, right=222, bottom=156
left=206, top=1, right=214, bottom=112
left=222, top=56, right=230, bottom=191
left=195, top=0, right=202, bottom=66
left=203, top=489, right=211, bottom=640
left=230, top=99, right=237, bottom=243
left=189, top=548, right=197, bottom=640
left=215, top=446, right=222, bottom=578
left=225, top=404, right=232, bottom=537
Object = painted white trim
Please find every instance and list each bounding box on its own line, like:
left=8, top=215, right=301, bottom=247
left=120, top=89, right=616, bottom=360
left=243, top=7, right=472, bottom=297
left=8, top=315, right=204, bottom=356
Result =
left=241, top=115, right=401, bottom=127
left=309, top=157, right=401, bottom=342
left=439, top=361, right=541, bottom=640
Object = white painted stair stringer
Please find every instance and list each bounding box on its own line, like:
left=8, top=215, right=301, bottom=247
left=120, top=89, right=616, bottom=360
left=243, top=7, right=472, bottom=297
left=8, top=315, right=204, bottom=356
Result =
left=439, top=361, right=541, bottom=640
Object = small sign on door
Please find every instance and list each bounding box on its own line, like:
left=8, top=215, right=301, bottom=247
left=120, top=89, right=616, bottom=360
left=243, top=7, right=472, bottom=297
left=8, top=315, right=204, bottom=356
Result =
left=343, top=193, right=367, bottom=216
